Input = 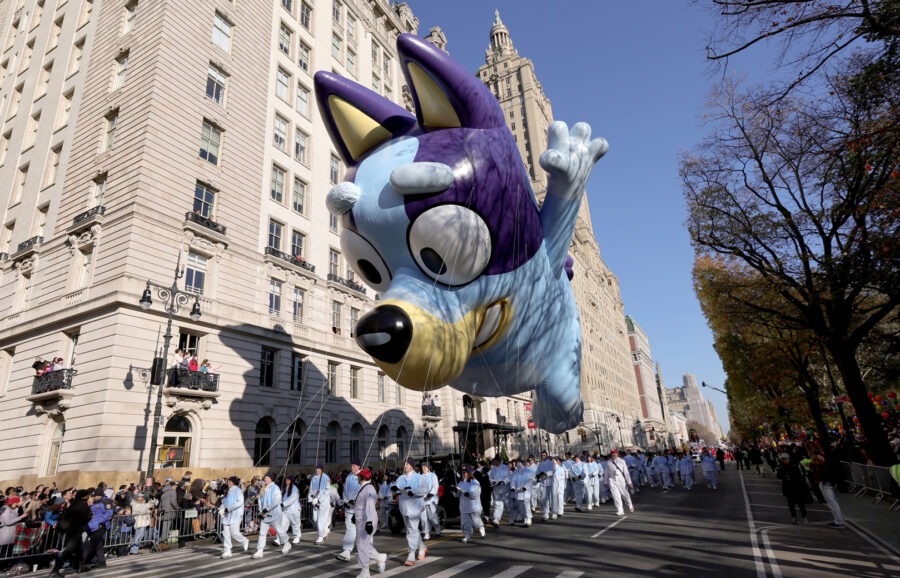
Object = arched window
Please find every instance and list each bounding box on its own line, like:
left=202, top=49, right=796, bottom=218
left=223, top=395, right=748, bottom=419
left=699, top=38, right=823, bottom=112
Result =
left=396, top=426, right=407, bottom=462
left=288, top=419, right=305, bottom=465
left=350, top=423, right=364, bottom=464
left=377, top=425, right=388, bottom=461
left=163, top=415, right=193, bottom=468
left=325, top=421, right=340, bottom=463
left=45, top=419, right=65, bottom=476
left=254, top=418, right=273, bottom=466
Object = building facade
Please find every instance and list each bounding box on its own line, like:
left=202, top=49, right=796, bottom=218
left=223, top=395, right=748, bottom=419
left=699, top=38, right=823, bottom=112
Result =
left=665, top=373, right=719, bottom=443
left=476, top=11, right=642, bottom=456
left=625, top=315, right=668, bottom=449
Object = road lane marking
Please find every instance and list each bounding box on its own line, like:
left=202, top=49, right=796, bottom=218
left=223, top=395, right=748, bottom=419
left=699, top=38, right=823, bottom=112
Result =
left=590, top=516, right=626, bottom=538
left=377, top=556, right=440, bottom=576
left=760, top=528, right=783, bottom=578
left=555, top=572, right=583, bottom=577
left=491, top=566, right=531, bottom=578
left=739, top=470, right=768, bottom=578
left=428, top=560, right=484, bottom=577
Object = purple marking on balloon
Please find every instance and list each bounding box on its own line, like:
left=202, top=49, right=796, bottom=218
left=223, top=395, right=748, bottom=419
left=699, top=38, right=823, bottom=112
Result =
left=564, top=255, right=575, bottom=281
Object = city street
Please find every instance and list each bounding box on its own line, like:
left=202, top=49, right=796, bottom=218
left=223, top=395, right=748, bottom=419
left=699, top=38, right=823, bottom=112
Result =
left=34, top=469, right=900, bottom=578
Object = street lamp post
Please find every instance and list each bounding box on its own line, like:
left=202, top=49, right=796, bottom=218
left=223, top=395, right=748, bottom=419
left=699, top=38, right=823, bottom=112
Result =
left=139, top=250, right=201, bottom=485
left=615, top=415, right=623, bottom=450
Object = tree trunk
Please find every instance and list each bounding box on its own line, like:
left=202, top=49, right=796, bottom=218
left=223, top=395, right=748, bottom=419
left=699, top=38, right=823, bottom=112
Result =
left=829, top=343, right=895, bottom=465
left=805, top=391, right=832, bottom=457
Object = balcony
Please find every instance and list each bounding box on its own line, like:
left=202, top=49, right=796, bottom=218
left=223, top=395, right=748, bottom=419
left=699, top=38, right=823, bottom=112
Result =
left=185, top=211, right=226, bottom=236
left=163, top=369, right=220, bottom=409
left=264, top=246, right=316, bottom=278
left=422, top=404, right=442, bottom=421
left=72, top=205, right=106, bottom=228
left=327, top=273, right=366, bottom=296
left=26, top=369, right=77, bottom=410
left=12, top=236, right=43, bottom=259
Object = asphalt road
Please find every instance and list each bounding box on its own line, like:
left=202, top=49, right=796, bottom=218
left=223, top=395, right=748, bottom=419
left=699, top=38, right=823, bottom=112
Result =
left=37, top=467, right=900, bottom=577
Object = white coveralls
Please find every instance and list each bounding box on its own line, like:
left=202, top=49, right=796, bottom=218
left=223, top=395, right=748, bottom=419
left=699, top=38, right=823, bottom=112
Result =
left=596, top=459, right=608, bottom=503
left=509, top=465, right=534, bottom=525
left=353, top=481, right=386, bottom=578
left=395, top=470, right=428, bottom=562
left=279, top=484, right=302, bottom=542
left=307, top=473, right=333, bottom=540
left=653, top=455, right=671, bottom=489
left=219, top=485, right=248, bottom=555
left=678, top=457, right=695, bottom=490
left=341, top=472, right=362, bottom=556
left=605, top=456, right=634, bottom=515
left=456, top=479, right=484, bottom=540
left=562, top=459, right=575, bottom=502
left=701, top=455, right=719, bottom=489
left=624, top=454, right=639, bottom=493
left=419, top=471, right=441, bottom=537
left=377, top=481, right=393, bottom=529
left=256, top=483, right=289, bottom=554
left=488, top=464, right=510, bottom=524
left=536, top=459, right=556, bottom=520
left=552, top=463, right=567, bottom=516
left=526, top=462, right=540, bottom=510
left=584, top=460, right=597, bottom=508
left=570, top=459, right=586, bottom=509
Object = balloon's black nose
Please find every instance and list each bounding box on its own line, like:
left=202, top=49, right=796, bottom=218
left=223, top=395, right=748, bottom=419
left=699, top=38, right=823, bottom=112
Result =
left=355, top=305, right=412, bottom=364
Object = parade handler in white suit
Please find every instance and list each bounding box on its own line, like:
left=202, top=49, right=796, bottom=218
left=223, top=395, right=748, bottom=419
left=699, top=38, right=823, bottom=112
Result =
left=252, top=473, right=291, bottom=559
left=308, top=464, right=333, bottom=544
left=394, top=458, right=429, bottom=566
left=219, top=476, right=248, bottom=559
left=353, top=468, right=387, bottom=578
left=455, top=465, right=486, bottom=543
left=488, top=458, right=510, bottom=527
left=278, top=476, right=302, bottom=544
left=509, top=459, right=534, bottom=527
left=337, top=460, right=363, bottom=561
left=420, top=463, right=441, bottom=539
left=605, top=451, right=634, bottom=516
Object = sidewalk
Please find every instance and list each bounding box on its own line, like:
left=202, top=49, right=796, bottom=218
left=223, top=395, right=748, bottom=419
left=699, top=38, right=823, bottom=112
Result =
left=837, top=491, right=900, bottom=558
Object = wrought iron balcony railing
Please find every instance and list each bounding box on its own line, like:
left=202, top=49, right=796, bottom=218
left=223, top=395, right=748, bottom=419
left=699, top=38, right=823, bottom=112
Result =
left=32, top=369, right=77, bottom=395
left=327, top=273, right=366, bottom=295
left=169, top=368, right=219, bottom=392
left=72, top=205, right=106, bottom=227
left=15, top=236, right=43, bottom=255
left=185, top=211, right=227, bottom=235
left=422, top=404, right=442, bottom=418
left=264, top=246, right=315, bottom=273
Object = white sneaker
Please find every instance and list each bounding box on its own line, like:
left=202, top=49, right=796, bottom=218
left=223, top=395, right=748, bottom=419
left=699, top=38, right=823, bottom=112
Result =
left=336, top=550, right=351, bottom=561
left=523, top=519, right=531, bottom=527
left=587, top=505, right=593, bottom=511
left=551, top=514, right=558, bottom=520
left=542, top=515, right=549, bottom=521
left=423, top=533, right=430, bottom=540
left=377, top=552, right=387, bottom=573
left=292, top=537, right=301, bottom=544
left=417, top=546, right=427, bottom=560
left=243, top=541, right=249, bottom=552
left=251, top=550, right=264, bottom=559
left=220, top=552, right=232, bottom=559
left=616, top=511, right=625, bottom=516
left=459, top=536, right=470, bottom=543
left=314, top=536, right=325, bottom=545
left=478, top=526, right=485, bottom=538
left=629, top=506, right=634, bottom=513
left=355, top=568, right=371, bottom=578
left=281, top=543, right=291, bottom=555
left=274, top=538, right=282, bottom=546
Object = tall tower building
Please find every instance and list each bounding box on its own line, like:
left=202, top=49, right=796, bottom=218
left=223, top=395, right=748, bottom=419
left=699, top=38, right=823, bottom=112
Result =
left=476, top=11, right=642, bottom=452
left=626, top=315, right=668, bottom=448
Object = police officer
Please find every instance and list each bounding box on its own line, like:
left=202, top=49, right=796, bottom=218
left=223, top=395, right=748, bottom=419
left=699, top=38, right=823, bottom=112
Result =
left=82, top=489, right=114, bottom=569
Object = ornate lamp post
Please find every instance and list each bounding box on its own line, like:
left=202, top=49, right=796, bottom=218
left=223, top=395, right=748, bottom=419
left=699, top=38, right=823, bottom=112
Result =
left=138, top=251, right=201, bottom=484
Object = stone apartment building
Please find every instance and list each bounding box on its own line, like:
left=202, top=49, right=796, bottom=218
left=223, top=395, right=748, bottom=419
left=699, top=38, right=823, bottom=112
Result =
left=626, top=315, right=669, bottom=449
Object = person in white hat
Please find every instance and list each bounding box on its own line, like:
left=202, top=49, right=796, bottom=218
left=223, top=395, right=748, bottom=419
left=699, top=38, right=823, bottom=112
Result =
left=605, top=450, right=634, bottom=516
left=394, top=458, right=428, bottom=566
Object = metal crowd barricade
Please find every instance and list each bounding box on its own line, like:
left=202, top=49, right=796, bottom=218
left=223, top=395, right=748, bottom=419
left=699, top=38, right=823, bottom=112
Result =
left=840, top=461, right=900, bottom=511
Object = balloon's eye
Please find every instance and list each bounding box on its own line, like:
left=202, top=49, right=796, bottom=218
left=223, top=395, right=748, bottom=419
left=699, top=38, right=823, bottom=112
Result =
left=408, top=205, right=493, bottom=286
left=340, top=229, right=392, bottom=293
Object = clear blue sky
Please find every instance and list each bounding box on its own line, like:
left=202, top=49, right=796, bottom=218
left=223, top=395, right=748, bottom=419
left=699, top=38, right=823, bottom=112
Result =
left=406, top=1, right=783, bottom=434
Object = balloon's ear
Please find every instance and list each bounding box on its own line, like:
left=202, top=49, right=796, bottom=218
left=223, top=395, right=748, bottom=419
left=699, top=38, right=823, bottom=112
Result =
left=314, top=71, right=417, bottom=165
left=397, top=33, right=505, bottom=131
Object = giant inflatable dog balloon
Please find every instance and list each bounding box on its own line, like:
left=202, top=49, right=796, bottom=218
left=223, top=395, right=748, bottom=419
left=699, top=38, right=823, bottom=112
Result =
left=315, top=34, right=607, bottom=433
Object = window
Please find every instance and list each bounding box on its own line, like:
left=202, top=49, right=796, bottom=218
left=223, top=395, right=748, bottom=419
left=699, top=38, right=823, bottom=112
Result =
left=290, top=354, right=304, bottom=391
left=331, top=300, right=341, bottom=334
left=124, top=1, right=137, bottom=33
left=212, top=12, right=232, bottom=51
left=64, top=332, right=78, bottom=370
left=325, top=421, right=339, bottom=462
left=279, top=24, right=291, bottom=56
left=276, top=68, right=289, bottom=100
left=113, top=53, right=128, bottom=90
left=57, top=90, right=73, bottom=128
left=162, top=415, right=193, bottom=468
left=178, top=331, right=201, bottom=360
left=76, top=248, right=93, bottom=288
left=350, top=366, right=359, bottom=398
left=193, top=182, right=215, bottom=218
left=44, top=420, right=65, bottom=476
left=290, top=287, right=305, bottom=324
left=346, top=13, right=356, bottom=40
left=300, top=2, right=312, bottom=30
left=31, top=1, right=43, bottom=30
left=37, top=62, right=52, bottom=97
left=349, top=308, right=359, bottom=337
left=270, top=165, right=285, bottom=203
left=294, top=130, right=308, bottom=164
left=253, top=418, right=272, bottom=466
left=206, top=64, right=227, bottom=105
left=396, top=427, right=407, bottom=461
left=78, top=0, right=93, bottom=28
left=290, top=230, right=304, bottom=258
left=350, top=423, right=363, bottom=463
left=281, top=0, right=293, bottom=12
left=20, top=41, right=33, bottom=74
left=0, top=132, right=9, bottom=165
left=24, top=112, right=40, bottom=149
left=332, top=0, right=341, bottom=23
left=371, top=43, right=379, bottom=67
left=91, top=175, right=106, bottom=206
left=268, top=279, right=282, bottom=317
left=19, top=272, right=32, bottom=308
left=377, top=425, right=388, bottom=460
left=12, top=166, right=27, bottom=205
left=259, top=347, right=276, bottom=387
left=329, top=155, right=341, bottom=185
left=44, top=145, right=61, bottom=187
left=69, top=40, right=84, bottom=75
left=296, top=83, right=309, bottom=115
left=35, top=205, right=48, bottom=237
left=199, top=120, right=221, bottom=164
left=346, top=49, right=355, bottom=75
left=103, top=110, right=118, bottom=151
left=8, top=85, right=22, bottom=118
left=329, top=212, right=339, bottom=233
left=288, top=419, right=304, bottom=464
left=185, top=252, right=207, bottom=294
left=382, top=53, right=391, bottom=79
left=395, top=382, right=402, bottom=405
left=329, top=249, right=339, bottom=276
left=371, top=75, right=379, bottom=94
left=267, top=219, right=282, bottom=249
left=331, top=33, right=341, bottom=60
left=273, top=115, right=287, bottom=152
left=377, top=373, right=385, bottom=403
left=297, top=42, right=310, bottom=72
left=327, top=362, right=338, bottom=396
left=292, top=178, right=306, bottom=213
left=0, top=348, right=14, bottom=397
